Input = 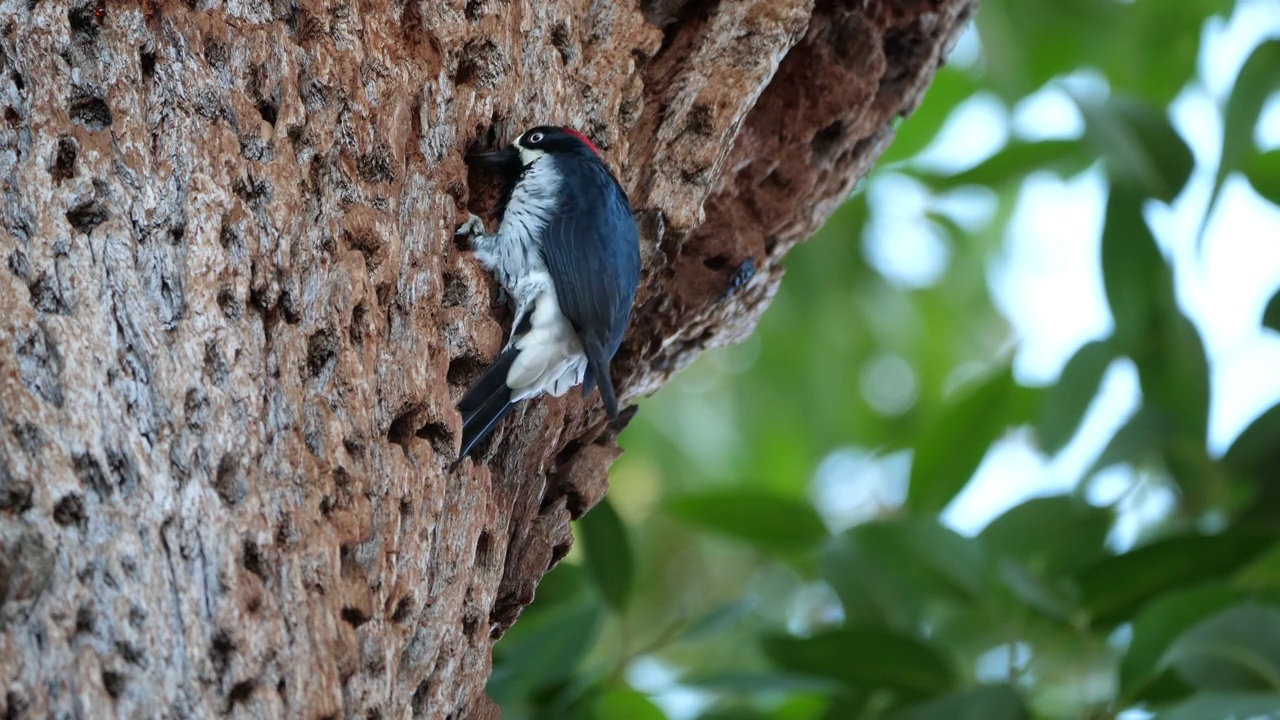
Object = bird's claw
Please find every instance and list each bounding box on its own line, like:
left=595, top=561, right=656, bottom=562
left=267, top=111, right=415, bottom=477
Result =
left=455, top=213, right=486, bottom=238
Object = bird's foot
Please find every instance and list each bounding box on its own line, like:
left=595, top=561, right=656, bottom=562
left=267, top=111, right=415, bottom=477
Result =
left=455, top=213, right=487, bottom=240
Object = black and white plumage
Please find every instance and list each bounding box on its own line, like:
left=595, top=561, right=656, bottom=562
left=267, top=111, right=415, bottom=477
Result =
left=453, top=126, right=641, bottom=466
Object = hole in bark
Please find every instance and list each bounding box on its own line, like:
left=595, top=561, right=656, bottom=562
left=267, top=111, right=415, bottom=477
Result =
left=475, top=531, right=492, bottom=566
left=391, top=594, right=414, bottom=623
left=11, top=422, right=43, bottom=456
left=101, top=670, right=125, bottom=699
left=28, top=272, right=72, bottom=315
left=210, top=630, right=234, bottom=677
left=7, top=249, right=30, bottom=279
left=53, top=493, right=86, bottom=528
left=0, top=473, right=33, bottom=513
left=414, top=419, right=452, bottom=455
left=74, top=452, right=110, bottom=498
left=232, top=175, right=271, bottom=203
left=686, top=102, right=714, bottom=136
left=349, top=303, right=367, bottom=347
left=357, top=145, right=395, bottom=184
left=387, top=406, right=424, bottom=451
left=75, top=604, right=95, bottom=634
left=116, top=641, right=144, bottom=667
left=51, top=135, right=77, bottom=182
left=214, top=454, right=245, bottom=507
left=68, top=2, right=104, bottom=43
left=66, top=199, right=108, bottom=234
left=462, top=615, right=479, bottom=640
left=811, top=119, right=846, bottom=159
left=344, top=436, right=365, bottom=458
left=228, top=679, right=255, bottom=707
left=341, top=607, right=370, bottom=628
left=140, top=48, right=156, bottom=79
left=411, top=680, right=431, bottom=718
left=218, top=216, right=241, bottom=250
left=702, top=252, right=730, bottom=271
left=464, top=0, right=484, bottom=20
left=242, top=538, right=266, bottom=579
left=68, top=90, right=112, bottom=130
left=306, top=328, right=338, bottom=377
left=202, top=40, right=228, bottom=70
left=446, top=355, right=486, bottom=388
left=550, top=540, right=573, bottom=569
left=345, top=227, right=384, bottom=272
left=217, top=287, right=242, bottom=320
left=441, top=271, right=467, bottom=308
left=455, top=40, right=500, bottom=87
left=18, top=322, right=65, bottom=407
left=399, top=497, right=413, bottom=519
left=256, top=97, right=278, bottom=125
left=551, top=21, right=574, bottom=63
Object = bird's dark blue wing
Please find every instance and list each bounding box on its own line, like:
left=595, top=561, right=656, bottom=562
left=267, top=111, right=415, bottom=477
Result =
left=539, top=154, right=641, bottom=417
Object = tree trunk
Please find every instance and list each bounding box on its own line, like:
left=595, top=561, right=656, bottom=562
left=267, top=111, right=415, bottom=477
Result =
left=0, top=0, right=973, bottom=717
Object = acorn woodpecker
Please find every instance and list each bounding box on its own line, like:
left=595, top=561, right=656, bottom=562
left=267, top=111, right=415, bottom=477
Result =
left=453, top=125, right=641, bottom=466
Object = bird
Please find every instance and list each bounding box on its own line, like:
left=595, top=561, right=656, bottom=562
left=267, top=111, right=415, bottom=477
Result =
left=452, top=125, right=641, bottom=467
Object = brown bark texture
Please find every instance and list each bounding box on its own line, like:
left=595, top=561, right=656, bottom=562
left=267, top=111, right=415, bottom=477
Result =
left=0, top=0, right=973, bottom=717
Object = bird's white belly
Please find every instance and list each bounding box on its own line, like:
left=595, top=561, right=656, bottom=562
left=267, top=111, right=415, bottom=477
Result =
left=506, top=272, right=587, bottom=401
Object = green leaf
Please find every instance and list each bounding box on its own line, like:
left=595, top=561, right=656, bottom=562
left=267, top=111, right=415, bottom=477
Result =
left=1164, top=603, right=1280, bottom=692
left=664, top=490, right=828, bottom=555
left=976, top=0, right=1117, bottom=100
left=1265, top=289, right=1280, bottom=333
left=1224, top=402, right=1280, bottom=480
left=1078, top=532, right=1278, bottom=628
left=991, top=558, right=1079, bottom=622
left=682, top=672, right=845, bottom=696
left=885, top=685, right=1029, bottom=720
left=1035, top=341, right=1116, bottom=455
left=1087, top=406, right=1166, bottom=477
left=1245, top=150, right=1280, bottom=206
left=1101, top=187, right=1166, bottom=352
left=918, top=139, right=1091, bottom=190
left=590, top=688, right=666, bottom=720
left=822, top=518, right=988, bottom=629
left=679, top=597, right=760, bottom=643
left=1103, top=0, right=1219, bottom=104
left=1202, top=40, right=1280, bottom=240
left=1121, top=585, right=1256, bottom=703
left=762, top=628, right=956, bottom=698
left=981, top=496, right=1112, bottom=576
left=487, top=593, right=603, bottom=703
left=1077, top=94, right=1194, bottom=202
left=577, top=497, right=634, bottom=610
left=908, top=366, right=1020, bottom=514
left=881, top=67, right=980, bottom=165
left=1153, top=692, right=1280, bottom=720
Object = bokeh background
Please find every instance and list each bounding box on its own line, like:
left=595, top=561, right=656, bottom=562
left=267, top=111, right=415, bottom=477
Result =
left=491, top=1, right=1280, bottom=718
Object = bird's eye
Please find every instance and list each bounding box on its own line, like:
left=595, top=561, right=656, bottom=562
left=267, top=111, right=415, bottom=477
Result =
left=527, top=132, right=545, bottom=144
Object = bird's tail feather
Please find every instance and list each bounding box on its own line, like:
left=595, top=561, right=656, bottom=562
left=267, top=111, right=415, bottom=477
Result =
left=583, top=340, right=619, bottom=421
left=453, top=347, right=519, bottom=469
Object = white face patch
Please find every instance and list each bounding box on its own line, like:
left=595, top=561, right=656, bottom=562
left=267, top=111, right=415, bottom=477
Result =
left=514, top=134, right=548, bottom=166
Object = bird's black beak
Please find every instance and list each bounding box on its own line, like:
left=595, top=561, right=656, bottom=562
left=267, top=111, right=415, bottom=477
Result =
left=465, top=144, right=521, bottom=171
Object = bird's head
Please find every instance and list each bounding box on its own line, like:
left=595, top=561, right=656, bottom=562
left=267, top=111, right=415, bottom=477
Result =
left=466, top=125, right=602, bottom=171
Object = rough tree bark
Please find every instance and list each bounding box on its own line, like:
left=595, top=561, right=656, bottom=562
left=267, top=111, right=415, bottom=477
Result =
left=0, top=0, right=973, bottom=717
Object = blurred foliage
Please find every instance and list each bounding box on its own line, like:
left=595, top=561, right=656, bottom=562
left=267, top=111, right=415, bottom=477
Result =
left=490, top=1, right=1280, bottom=718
